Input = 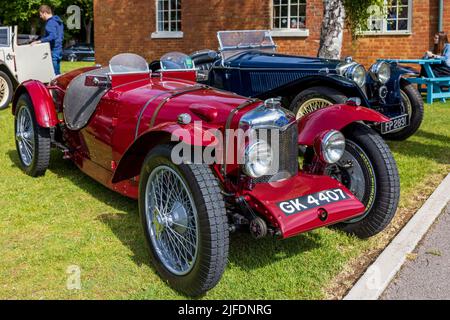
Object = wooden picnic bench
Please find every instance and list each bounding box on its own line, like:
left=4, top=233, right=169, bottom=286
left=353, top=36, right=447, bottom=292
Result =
left=379, top=59, right=450, bottom=104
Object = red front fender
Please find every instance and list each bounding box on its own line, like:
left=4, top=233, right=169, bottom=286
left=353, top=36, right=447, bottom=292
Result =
left=298, top=104, right=390, bottom=145
left=12, top=80, right=58, bottom=128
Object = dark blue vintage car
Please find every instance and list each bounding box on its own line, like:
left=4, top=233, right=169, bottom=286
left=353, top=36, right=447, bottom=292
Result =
left=190, top=30, right=423, bottom=140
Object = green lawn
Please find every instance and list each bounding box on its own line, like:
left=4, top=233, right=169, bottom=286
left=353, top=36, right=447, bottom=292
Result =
left=0, top=62, right=449, bottom=299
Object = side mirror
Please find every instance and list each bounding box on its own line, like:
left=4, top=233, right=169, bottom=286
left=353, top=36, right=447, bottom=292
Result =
left=85, top=75, right=111, bottom=88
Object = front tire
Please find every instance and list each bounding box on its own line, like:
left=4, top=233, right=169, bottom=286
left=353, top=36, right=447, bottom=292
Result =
left=139, top=145, right=229, bottom=296
left=329, top=123, right=400, bottom=238
left=0, top=71, right=13, bottom=110
left=14, top=94, right=51, bottom=177
left=290, top=86, right=348, bottom=119
left=382, top=81, right=424, bottom=141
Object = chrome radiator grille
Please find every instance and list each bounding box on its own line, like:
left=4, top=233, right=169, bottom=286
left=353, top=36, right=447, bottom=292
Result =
left=253, top=123, right=299, bottom=183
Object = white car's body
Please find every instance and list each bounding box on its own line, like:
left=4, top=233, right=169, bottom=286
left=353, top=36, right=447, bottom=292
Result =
left=0, top=26, right=55, bottom=109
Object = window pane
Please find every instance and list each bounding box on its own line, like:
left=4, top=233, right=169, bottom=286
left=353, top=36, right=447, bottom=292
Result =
left=273, top=0, right=306, bottom=29
left=398, top=6, right=408, bottom=18
left=387, top=19, right=396, bottom=31
left=0, top=29, right=9, bottom=46
left=157, top=0, right=182, bottom=32
left=398, top=19, right=408, bottom=30
left=366, top=0, right=410, bottom=33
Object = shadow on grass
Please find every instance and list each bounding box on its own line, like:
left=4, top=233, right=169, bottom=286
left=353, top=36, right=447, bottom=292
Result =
left=389, top=130, right=450, bottom=165
left=6, top=148, right=324, bottom=272
left=414, top=130, right=450, bottom=146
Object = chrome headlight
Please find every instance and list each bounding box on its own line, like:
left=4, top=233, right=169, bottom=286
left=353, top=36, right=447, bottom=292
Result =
left=315, top=130, right=346, bottom=164
left=243, top=140, right=273, bottom=178
left=346, top=64, right=367, bottom=87
left=370, top=61, right=391, bottom=84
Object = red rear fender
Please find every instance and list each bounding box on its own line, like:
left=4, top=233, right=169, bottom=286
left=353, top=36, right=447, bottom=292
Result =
left=298, top=104, right=389, bottom=145
left=12, top=80, right=58, bottom=128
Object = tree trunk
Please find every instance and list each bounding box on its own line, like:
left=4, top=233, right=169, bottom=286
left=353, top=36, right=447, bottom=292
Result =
left=85, top=19, right=93, bottom=44
left=318, top=0, right=345, bottom=59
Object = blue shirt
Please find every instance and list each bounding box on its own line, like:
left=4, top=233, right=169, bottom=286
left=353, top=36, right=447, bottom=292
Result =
left=40, top=15, right=64, bottom=58
left=437, top=43, right=450, bottom=68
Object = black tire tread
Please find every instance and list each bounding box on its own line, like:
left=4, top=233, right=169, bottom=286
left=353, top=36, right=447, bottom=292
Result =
left=139, top=145, right=229, bottom=297
left=383, top=81, right=424, bottom=141
left=0, top=71, right=14, bottom=110
left=336, top=123, right=400, bottom=238
left=15, top=93, right=51, bottom=177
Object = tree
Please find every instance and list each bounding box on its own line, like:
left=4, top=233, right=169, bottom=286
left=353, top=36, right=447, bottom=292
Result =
left=318, top=0, right=388, bottom=59
left=0, top=0, right=93, bottom=43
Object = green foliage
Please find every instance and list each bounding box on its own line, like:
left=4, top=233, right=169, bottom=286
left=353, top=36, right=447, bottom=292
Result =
left=0, top=0, right=93, bottom=43
left=343, top=0, right=390, bottom=38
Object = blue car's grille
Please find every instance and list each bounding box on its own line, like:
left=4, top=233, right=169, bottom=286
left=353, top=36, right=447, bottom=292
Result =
left=249, top=72, right=310, bottom=94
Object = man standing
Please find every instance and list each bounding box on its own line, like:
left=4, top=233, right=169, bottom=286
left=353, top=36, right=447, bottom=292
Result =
left=32, top=5, right=64, bottom=75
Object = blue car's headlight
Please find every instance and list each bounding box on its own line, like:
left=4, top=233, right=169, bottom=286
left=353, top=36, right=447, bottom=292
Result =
left=346, top=64, right=367, bottom=88
left=370, top=61, right=391, bottom=84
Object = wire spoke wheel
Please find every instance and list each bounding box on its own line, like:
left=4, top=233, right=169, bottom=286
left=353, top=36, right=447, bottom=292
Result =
left=297, top=98, right=333, bottom=118
left=145, top=165, right=199, bottom=276
left=16, top=106, right=35, bottom=167
left=0, top=76, right=10, bottom=107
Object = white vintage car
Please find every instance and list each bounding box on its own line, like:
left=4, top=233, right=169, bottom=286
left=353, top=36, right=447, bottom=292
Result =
left=0, top=26, right=55, bottom=110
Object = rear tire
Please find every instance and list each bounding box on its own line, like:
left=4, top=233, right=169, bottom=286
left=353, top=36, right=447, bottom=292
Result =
left=382, top=81, right=424, bottom=141
left=331, top=123, right=400, bottom=238
left=0, top=71, right=13, bottom=110
left=14, top=94, right=51, bottom=177
left=290, top=86, right=348, bottom=119
left=139, top=144, right=229, bottom=296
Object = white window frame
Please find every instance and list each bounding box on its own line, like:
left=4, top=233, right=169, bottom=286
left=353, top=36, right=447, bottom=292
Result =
left=271, top=0, right=309, bottom=38
left=363, top=0, right=413, bottom=36
left=151, top=0, right=183, bottom=39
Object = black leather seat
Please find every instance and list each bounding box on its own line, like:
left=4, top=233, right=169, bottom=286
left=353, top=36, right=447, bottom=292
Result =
left=63, top=67, right=110, bottom=130
left=191, top=50, right=219, bottom=71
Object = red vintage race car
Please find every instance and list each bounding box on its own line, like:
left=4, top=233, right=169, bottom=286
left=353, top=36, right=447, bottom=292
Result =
left=12, top=53, right=400, bottom=296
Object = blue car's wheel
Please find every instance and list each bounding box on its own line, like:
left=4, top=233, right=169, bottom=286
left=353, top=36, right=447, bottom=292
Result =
left=382, top=81, right=424, bottom=141
left=290, top=86, right=347, bottom=119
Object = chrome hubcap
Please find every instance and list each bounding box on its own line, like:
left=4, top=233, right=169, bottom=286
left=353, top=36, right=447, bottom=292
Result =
left=297, top=98, right=333, bottom=118
left=0, top=76, right=9, bottom=106
left=16, top=106, right=35, bottom=167
left=145, top=166, right=199, bottom=276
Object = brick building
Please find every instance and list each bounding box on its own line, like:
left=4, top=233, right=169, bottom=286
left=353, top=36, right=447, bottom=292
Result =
left=94, top=0, right=449, bottom=67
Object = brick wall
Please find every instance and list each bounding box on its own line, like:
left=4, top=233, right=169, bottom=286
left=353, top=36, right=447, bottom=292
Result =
left=94, top=0, right=271, bottom=65
left=443, top=0, right=450, bottom=35
left=95, top=0, right=443, bottom=68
